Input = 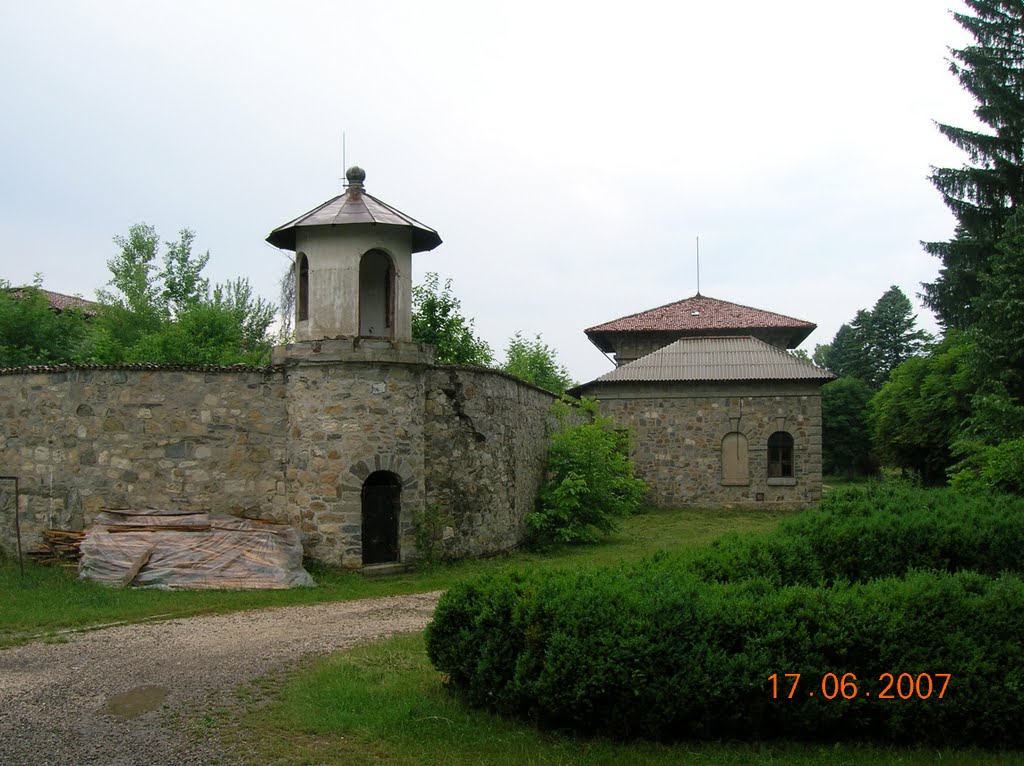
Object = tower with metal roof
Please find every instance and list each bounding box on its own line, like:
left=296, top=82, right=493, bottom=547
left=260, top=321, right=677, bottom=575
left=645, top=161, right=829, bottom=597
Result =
left=267, top=167, right=441, bottom=343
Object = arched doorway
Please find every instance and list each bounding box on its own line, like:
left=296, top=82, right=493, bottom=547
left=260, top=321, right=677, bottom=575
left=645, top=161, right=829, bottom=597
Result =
left=358, top=249, right=394, bottom=337
left=361, top=471, right=401, bottom=564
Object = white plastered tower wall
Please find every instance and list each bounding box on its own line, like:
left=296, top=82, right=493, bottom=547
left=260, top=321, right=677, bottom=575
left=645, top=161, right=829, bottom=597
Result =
left=267, top=165, right=441, bottom=346
left=295, top=225, right=413, bottom=342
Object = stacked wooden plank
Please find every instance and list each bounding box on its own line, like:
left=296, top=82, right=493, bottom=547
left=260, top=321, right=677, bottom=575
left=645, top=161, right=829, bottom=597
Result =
left=27, top=529, right=85, bottom=566
left=78, top=509, right=315, bottom=590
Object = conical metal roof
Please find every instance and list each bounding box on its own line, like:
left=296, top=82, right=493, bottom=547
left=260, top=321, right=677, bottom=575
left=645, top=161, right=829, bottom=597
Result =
left=266, top=167, right=442, bottom=253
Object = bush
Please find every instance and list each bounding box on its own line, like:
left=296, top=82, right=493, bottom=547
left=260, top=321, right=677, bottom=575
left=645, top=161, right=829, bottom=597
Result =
left=425, top=562, right=1024, bottom=746
left=527, top=398, right=647, bottom=545
left=689, top=483, right=1024, bottom=585
left=949, top=438, right=1024, bottom=495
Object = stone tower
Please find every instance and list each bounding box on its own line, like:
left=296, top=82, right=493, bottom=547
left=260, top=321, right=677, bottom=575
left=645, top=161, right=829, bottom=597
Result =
left=266, top=168, right=441, bottom=567
left=266, top=167, right=442, bottom=342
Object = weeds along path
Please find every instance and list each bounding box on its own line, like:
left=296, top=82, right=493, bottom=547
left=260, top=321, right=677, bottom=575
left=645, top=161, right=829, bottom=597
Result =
left=0, top=591, right=441, bottom=766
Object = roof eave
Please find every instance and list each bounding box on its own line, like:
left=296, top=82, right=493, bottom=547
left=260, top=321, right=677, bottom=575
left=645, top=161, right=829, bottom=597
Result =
left=265, top=222, right=442, bottom=253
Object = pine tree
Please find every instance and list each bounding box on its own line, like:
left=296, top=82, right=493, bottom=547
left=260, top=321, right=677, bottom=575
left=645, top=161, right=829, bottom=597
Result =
left=868, top=286, right=931, bottom=383
left=976, top=207, right=1024, bottom=400
left=815, top=288, right=929, bottom=388
left=923, top=0, right=1024, bottom=329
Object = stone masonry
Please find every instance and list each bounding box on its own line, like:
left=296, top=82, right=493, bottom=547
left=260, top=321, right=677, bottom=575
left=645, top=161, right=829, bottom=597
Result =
left=0, top=341, right=558, bottom=567
left=0, top=367, right=289, bottom=552
left=587, top=380, right=823, bottom=509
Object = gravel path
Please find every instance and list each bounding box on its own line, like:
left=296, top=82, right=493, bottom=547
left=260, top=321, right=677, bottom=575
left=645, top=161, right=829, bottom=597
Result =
left=0, top=591, right=442, bottom=766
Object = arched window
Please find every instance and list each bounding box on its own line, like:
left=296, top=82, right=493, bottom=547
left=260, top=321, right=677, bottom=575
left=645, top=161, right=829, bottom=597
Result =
left=296, top=253, right=309, bottom=322
left=721, top=432, right=749, bottom=485
left=767, top=432, right=794, bottom=478
left=359, top=249, right=395, bottom=337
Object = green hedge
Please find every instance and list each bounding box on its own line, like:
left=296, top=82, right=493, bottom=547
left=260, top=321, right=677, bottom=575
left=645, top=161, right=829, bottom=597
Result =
left=689, top=484, right=1024, bottom=585
left=426, top=564, right=1024, bottom=746
left=427, top=487, right=1024, bottom=745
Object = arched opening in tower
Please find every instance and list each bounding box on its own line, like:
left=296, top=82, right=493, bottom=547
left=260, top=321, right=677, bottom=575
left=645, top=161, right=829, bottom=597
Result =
left=359, top=249, right=394, bottom=337
left=296, top=252, right=309, bottom=323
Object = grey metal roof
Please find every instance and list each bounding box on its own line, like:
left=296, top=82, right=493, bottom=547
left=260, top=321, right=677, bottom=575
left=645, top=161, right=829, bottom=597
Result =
left=266, top=167, right=442, bottom=253
left=580, top=336, right=834, bottom=386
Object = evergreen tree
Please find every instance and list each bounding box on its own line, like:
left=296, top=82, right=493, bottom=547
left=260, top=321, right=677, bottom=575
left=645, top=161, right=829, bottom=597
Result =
left=813, top=323, right=859, bottom=377
left=868, top=286, right=932, bottom=383
left=922, top=0, right=1024, bottom=329
left=975, top=206, right=1024, bottom=401
left=821, top=377, right=878, bottom=478
left=815, top=288, right=929, bottom=388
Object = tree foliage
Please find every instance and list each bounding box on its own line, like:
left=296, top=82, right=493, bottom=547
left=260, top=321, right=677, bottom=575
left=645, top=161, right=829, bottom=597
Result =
left=92, top=224, right=275, bottom=365
left=528, top=398, right=647, bottom=545
left=973, top=206, right=1024, bottom=401
left=0, top=278, right=91, bottom=367
left=868, top=335, right=975, bottom=485
left=411, top=272, right=493, bottom=366
left=813, top=286, right=929, bottom=388
left=821, top=377, right=877, bottom=478
left=501, top=332, right=574, bottom=394
left=923, top=0, right=1024, bottom=329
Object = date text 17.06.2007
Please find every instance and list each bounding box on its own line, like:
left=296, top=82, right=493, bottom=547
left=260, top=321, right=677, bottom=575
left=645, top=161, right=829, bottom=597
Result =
left=768, top=673, right=951, bottom=700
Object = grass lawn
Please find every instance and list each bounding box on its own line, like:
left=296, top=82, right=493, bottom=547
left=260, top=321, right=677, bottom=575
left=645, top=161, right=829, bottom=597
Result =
left=9, top=499, right=1019, bottom=763
left=230, top=632, right=1021, bottom=766
left=0, top=505, right=790, bottom=647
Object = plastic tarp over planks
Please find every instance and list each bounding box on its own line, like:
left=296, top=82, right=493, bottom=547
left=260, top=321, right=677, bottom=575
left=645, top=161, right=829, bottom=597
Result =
left=78, top=509, right=315, bottom=589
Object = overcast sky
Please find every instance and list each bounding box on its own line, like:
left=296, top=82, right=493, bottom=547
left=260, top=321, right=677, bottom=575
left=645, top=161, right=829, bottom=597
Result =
left=1, top=1, right=976, bottom=382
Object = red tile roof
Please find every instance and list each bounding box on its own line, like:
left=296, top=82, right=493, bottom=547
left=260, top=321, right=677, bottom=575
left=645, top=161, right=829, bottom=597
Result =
left=7, top=287, right=99, bottom=313
left=586, top=294, right=815, bottom=334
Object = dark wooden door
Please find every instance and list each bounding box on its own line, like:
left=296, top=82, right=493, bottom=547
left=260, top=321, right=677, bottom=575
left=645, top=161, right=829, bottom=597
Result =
left=361, top=481, right=400, bottom=564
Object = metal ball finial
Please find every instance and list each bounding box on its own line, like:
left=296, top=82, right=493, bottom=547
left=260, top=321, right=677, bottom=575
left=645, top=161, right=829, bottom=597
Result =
left=346, top=166, right=366, bottom=185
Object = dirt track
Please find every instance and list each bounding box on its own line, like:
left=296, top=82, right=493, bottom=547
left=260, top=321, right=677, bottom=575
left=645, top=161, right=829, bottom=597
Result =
left=0, top=591, right=441, bottom=765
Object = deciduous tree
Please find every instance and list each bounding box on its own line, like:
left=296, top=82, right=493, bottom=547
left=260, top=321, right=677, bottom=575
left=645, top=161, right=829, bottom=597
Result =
left=411, top=272, right=493, bottom=366
left=868, top=335, right=974, bottom=484
left=502, top=332, right=574, bottom=394
left=93, top=224, right=275, bottom=365
left=0, top=278, right=90, bottom=367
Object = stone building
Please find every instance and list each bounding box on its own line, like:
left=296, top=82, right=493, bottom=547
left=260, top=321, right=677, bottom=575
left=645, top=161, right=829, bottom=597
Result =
left=0, top=171, right=835, bottom=568
left=0, top=169, right=557, bottom=568
left=573, top=295, right=833, bottom=509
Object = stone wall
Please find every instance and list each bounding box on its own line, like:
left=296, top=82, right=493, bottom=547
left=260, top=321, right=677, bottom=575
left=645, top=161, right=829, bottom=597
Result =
left=585, top=380, right=823, bottom=509
left=424, top=367, right=557, bottom=558
left=274, top=338, right=431, bottom=566
left=0, top=345, right=559, bottom=566
left=0, top=366, right=288, bottom=552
